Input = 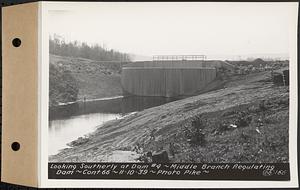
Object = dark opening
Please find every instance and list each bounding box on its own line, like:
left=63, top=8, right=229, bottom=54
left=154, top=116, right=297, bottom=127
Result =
left=11, top=142, right=20, bottom=151
left=12, top=38, right=21, bottom=47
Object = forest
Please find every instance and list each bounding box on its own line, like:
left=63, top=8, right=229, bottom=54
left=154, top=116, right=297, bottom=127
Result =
left=49, top=35, right=131, bottom=62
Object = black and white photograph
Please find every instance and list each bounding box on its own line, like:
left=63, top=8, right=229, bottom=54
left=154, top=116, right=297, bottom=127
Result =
left=46, top=2, right=295, bottom=173
left=1, top=1, right=298, bottom=188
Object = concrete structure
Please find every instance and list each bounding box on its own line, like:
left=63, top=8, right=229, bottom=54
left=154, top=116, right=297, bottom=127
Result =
left=121, top=59, right=228, bottom=97
left=123, top=60, right=226, bottom=68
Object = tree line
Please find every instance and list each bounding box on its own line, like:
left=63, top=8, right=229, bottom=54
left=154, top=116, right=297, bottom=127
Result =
left=49, top=35, right=131, bottom=62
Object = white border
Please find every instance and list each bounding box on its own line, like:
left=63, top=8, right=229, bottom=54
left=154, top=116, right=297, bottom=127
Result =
left=39, top=1, right=299, bottom=188
left=37, top=1, right=42, bottom=187
left=39, top=1, right=50, bottom=188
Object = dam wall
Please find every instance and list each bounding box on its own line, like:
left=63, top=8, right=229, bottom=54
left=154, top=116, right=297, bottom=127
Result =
left=123, top=60, right=225, bottom=68
left=121, top=62, right=217, bottom=97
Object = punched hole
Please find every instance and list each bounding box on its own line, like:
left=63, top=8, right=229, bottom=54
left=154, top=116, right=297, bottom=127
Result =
left=12, top=38, right=21, bottom=47
left=11, top=142, right=20, bottom=151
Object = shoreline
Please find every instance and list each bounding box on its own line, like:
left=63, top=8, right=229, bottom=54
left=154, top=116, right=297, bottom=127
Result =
left=55, top=95, right=124, bottom=107
left=49, top=71, right=289, bottom=163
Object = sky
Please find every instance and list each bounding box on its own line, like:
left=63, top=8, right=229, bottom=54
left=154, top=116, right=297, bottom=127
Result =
left=48, top=2, right=297, bottom=60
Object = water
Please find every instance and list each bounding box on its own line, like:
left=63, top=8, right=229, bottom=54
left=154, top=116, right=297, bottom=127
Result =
left=49, top=113, right=121, bottom=155
left=48, top=96, right=180, bottom=155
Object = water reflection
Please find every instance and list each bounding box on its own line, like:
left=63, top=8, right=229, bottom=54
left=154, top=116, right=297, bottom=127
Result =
left=49, top=113, right=121, bottom=155
left=49, top=96, right=180, bottom=120
left=48, top=96, right=181, bottom=156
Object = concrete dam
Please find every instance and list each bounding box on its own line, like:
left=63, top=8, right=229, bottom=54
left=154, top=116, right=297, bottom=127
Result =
left=121, top=56, right=227, bottom=97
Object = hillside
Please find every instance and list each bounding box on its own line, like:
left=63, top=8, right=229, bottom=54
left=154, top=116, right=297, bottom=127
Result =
left=49, top=54, right=124, bottom=106
left=49, top=64, right=79, bottom=107
left=50, top=70, right=289, bottom=163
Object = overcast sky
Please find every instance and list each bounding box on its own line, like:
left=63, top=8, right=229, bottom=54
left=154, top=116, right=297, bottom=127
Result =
left=48, top=2, right=297, bottom=60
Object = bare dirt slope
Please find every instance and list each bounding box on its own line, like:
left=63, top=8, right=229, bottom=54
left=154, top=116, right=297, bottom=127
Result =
left=50, top=71, right=289, bottom=163
left=50, top=54, right=123, bottom=101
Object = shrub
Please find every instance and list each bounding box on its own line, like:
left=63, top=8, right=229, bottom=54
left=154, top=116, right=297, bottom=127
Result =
left=185, top=116, right=206, bottom=146
left=235, top=111, right=252, bottom=127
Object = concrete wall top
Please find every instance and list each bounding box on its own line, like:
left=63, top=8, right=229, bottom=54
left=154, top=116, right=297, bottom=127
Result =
left=122, top=66, right=216, bottom=70
left=123, top=60, right=226, bottom=68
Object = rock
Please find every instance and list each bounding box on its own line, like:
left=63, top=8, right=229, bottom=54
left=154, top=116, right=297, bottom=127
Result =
left=150, top=150, right=170, bottom=163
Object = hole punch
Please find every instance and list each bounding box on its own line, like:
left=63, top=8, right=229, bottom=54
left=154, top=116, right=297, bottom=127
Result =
left=11, top=142, right=20, bottom=151
left=12, top=38, right=21, bottom=47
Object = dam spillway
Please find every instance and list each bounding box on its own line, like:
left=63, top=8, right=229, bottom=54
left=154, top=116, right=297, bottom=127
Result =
left=121, top=59, right=220, bottom=97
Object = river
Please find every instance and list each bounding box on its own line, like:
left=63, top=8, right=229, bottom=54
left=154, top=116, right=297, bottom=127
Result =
left=48, top=96, right=180, bottom=156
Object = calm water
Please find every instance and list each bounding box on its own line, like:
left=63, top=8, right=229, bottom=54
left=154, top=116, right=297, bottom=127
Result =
left=49, top=96, right=180, bottom=155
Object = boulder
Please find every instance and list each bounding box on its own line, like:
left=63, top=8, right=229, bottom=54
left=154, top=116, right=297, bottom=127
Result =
left=150, top=150, right=170, bottom=163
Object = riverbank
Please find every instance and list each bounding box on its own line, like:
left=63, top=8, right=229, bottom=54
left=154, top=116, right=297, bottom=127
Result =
left=54, top=96, right=124, bottom=106
left=49, top=54, right=123, bottom=107
left=49, top=71, right=289, bottom=163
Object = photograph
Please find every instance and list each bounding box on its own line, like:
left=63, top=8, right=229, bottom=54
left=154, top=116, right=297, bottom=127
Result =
left=48, top=2, right=291, bottom=164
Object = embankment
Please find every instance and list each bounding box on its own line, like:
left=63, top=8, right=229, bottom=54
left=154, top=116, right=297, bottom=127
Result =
left=50, top=71, right=289, bottom=163
left=49, top=54, right=123, bottom=106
